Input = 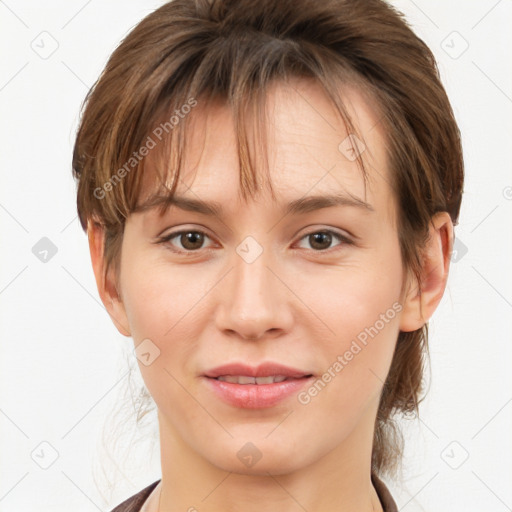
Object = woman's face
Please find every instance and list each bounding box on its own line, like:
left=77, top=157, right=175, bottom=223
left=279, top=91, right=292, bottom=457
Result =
left=113, top=78, right=412, bottom=475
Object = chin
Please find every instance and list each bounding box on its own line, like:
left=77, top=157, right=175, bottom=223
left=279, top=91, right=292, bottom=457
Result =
left=200, top=434, right=312, bottom=476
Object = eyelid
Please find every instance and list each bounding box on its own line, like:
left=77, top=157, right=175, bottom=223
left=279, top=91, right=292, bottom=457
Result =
left=294, top=228, right=353, bottom=251
left=155, top=226, right=354, bottom=253
left=154, top=227, right=217, bottom=251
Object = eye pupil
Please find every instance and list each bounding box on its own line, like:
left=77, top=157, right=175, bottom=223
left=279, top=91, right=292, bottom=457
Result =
left=181, top=232, right=204, bottom=250
left=310, top=231, right=332, bottom=250
left=164, top=229, right=343, bottom=253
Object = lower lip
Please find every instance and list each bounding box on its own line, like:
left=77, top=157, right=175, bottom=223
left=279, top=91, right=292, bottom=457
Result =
left=203, top=376, right=313, bottom=409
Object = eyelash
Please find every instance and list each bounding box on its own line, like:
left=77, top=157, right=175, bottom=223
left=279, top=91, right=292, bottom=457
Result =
left=155, top=228, right=353, bottom=255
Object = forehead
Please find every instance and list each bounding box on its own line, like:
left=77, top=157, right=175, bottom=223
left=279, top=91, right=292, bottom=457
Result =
left=138, top=78, right=394, bottom=223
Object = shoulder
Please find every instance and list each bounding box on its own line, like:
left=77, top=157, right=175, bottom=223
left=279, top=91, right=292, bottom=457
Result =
left=110, top=480, right=161, bottom=512
left=371, top=472, right=398, bottom=512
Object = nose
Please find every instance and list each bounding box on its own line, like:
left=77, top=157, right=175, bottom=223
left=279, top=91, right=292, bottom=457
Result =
left=214, top=247, right=294, bottom=341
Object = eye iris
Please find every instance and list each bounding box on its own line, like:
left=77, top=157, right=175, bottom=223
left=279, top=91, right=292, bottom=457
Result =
left=310, top=231, right=332, bottom=250
left=181, top=232, right=204, bottom=250
left=173, top=231, right=338, bottom=251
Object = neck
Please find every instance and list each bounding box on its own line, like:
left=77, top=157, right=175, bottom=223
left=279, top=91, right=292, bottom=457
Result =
left=156, top=402, right=383, bottom=512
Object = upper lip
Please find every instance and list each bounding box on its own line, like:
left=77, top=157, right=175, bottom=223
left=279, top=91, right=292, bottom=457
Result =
left=204, top=362, right=313, bottom=379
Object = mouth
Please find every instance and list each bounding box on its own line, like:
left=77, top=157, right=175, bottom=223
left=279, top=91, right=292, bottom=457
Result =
left=202, top=363, right=314, bottom=409
left=214, top=375, right=311, bottom=384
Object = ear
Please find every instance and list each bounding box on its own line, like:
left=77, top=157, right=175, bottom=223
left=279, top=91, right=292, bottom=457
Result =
left=87, top=219, right=131, bottom=337
left=399, top=212, right=454, bottom=332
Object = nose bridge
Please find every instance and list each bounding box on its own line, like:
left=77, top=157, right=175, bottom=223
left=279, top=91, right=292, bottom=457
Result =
left=215, top=237, right=291, bottom=339
left=234, top=239, right=271, bottom=301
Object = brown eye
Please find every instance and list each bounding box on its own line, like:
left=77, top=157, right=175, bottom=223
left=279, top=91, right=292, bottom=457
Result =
left=158, top=230, right=213, bottom=252
left=308, top=231, right=333, bottom=250
left=296, top=229, right=351, bottom=252
left=179, top=231, right=205, bottom=250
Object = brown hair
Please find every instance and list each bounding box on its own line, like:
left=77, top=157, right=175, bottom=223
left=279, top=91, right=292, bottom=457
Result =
left=72, top=0, right=464, bottom=479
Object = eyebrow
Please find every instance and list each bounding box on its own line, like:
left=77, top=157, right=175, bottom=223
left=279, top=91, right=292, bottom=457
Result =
left=135, top=191, right=374, bottom=218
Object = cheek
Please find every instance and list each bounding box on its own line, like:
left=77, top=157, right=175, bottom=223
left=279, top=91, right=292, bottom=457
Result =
left=119, top=259, right=208, bottom=409
left=294, top=289, right=402, bottom=447
left=118, top=255, right=216, bottom=402
left=298, top=250, right=403, bottom=346
left=120, top=257, right=208, bottom=340
left=297, top=245, right=404, bottom=402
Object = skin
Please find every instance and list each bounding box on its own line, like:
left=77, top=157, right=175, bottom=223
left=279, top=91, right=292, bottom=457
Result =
left=89, top=78, right=453, bottom=512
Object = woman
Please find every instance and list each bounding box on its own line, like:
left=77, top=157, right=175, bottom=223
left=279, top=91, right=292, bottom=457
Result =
left=72, top=0, right=464, bottom=510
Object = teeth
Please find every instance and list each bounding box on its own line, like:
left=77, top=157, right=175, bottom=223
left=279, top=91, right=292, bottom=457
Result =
left=255, top=376, right=274, bottom=384
left=216, top=375, right=289, bottom=384
left=238, top=375, right=256, bottom=384
left=221, top=375, right=245, bottom=384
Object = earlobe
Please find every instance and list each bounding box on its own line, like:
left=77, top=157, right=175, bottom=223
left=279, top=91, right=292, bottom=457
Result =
left=87, top=219, right=132, bottom=337
left=399, top=212, right=454, bottom=332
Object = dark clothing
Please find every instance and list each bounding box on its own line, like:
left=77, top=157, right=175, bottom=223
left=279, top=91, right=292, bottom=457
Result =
left=110, top=480, right=159, bottom=512
left=111, top=473, right=398, bottom=512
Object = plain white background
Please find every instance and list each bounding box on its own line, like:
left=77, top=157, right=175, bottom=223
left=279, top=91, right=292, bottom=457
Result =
left=0, top=1, right=511, bottom=511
